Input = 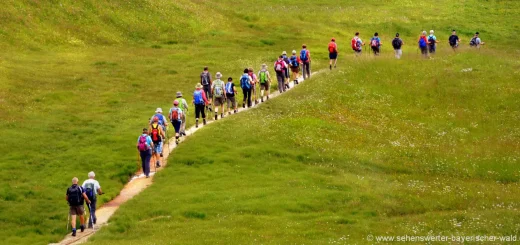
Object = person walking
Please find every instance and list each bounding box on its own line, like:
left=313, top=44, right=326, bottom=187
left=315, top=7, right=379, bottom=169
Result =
left=274, top=56, right=287, bottom=93
left=193, top=83, right=209, bottom=128
left=351, top=32, right=365, bottom=56
left=470, top=32, right=484, bottom=48
left=449, top=29, right=460, bottom=50
left=258, top=64, right=271, bottom=102
left=211, top=72, right=226, bottom=120
left=282, top=51, right=291, bottom=90
left=428, top=30, right=438, bottom=54
left=137, top=128, right=153, bottom=177
left=300, top=44, right=311, bottom=80
left=328, top=38, right=338, bottom=69
left=200, top=66, right=213, bottom=111
left=289, top=51, right=300, bottom=85
left=418, top=31, right=429, bottom=57
left=240, top=68, right=253, bottom=108
left=225, top=77, right=238, bottom=114
left=392, top=33, right=404, bottom=59
left=174, top=92, right=189, bottom=136
left=169, top=100, right=183, bottom=144
left=66, top=177, right=91, bottom=236
left=82, top=172, right=103, bottom=228
left=149, top=117, right=165, bottom=168
left=248, top=68, right=259, bottom=104
left=370, top=32, right=382, bottom=56
left=149, top=108, right=168, bottom=133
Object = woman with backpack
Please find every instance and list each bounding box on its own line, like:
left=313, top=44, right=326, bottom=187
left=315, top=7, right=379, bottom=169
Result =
left=289, top=50, right=301, bottom=85
left=370, top=32, right=382, bottom=56
left=193, top=83, right=209, bottom=128
left=418, top=31, right=429, bottom=57
left=240, top=68, right=253, bottom=108
left=257, top=64, right=271, bottom=102
left=136, top=128, right=154, bottom=178
left=149, top=117, right=165, bottom=168
left=248, top=68, right=259, bottom=105
left=169, top=101, right=183, bottom=144
left=211, top=72, right=226, bottom=120
left=274, top=56, right=288, bottom=93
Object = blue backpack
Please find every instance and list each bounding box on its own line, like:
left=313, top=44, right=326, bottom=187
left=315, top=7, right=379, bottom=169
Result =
left=153, top=113, right=165, bottom=125
left=240, top=75, right=251, bottom=89
left=418, top=38, right=427, bottom=48
left=290, top=56, right=299, bottom=67
left=300, top=50, right=308, bottom=62
left=225, top=82, right=234, bottom=94
left=193, top=90, right=204, bottom=105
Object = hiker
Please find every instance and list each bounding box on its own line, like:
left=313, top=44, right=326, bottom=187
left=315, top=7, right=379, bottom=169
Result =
left=82, top=171, right=103, bottom=228
left=149, top=117, right=164, bottom=168
left=300, top=44, right=311, bottom=80
left=174, top=92, right=189, bottom=136
left=392, top=33, right=404, bottom=59
left=258, top=64, right=271, bottom=102
left=149, top=108, right=168, bottom=133
left=370, top=32, right=382, bottom=56
left=211, top=72, right=227, bottom=120
left=351, top=32, right=364, bottom=56
left=225, top=77, right=238, bottom=114
left=282, top=52, right=291, bottom=90
left=274, top=56, right=287, bottom=93
left=137, top=128, right=153, bottom=178
left=240, top=68, right=253, bottom=108
left=328, top=38, right=338, bottom=69
left=470, top=32, right=484, bottom=48
left=193, top=83, right=209, bottom=128
left=248, top=68, right=259, bottom=104
left=449, top=29, right=460, bottom=50
left=200, top=67, right=213, bottom=111
left=428, top=30, right=438, bottom=54
left=66, top=177, right=91, bottom=236
left=289, top=50, right=300, bottom=85
left=169, top=101, right=183, bottom=144
left=418, top=31, right=429, bottom=57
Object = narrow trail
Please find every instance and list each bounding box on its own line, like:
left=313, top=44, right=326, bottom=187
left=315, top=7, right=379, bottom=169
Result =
left=52, top=70, right=321, bottom=245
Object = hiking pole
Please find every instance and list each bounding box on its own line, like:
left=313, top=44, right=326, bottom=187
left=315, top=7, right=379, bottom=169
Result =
left=66, top=213, right=70, bottom=231
left=87, top=203, right=95, bottom=230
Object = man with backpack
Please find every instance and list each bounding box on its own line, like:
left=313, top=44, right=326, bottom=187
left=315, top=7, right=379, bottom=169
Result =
left=174, top=92, right=189, bottom=136
left=211, top=72, right=227, bottom=120
left=137, top=128, right=153, bottom=178
left=470, top=32, right=484, bottom=48
left=274, top=56, right=288, bottom=93
left=200, top=67, right=213, bottom=112
left=240, top=68, right=253, bottom=108
left=300, top=45, right=311, bottom=80
left=169, top=101, right=183, bottom=144
left=258, top=64, right=271, bottom=102
left=225, top=77, right=237, bottom=115
left=149, top=117, right=165, bottom=168
left=193, top=83, right=209, bottom=128
left=428, top=30, right=438, bottom=54
left=149, top=108, right=168, bottom=133
left=449, top=29, right=460, bottom=50
left=282, top=51, right=291, bottom=90
left=370, top=32, right=382, bottom=56
left=418, top=31, right=429, bottom=57
left=328, top=38, right=338, bottom=69
left=82, top=171, right=103, bottom=228
left=66, top=177, right=91, bottom=236
left=351, top=32, right=365, bottom=56
left=392, top=33, right=404, bottom=59
left=289, top=51, right=300, bottom=85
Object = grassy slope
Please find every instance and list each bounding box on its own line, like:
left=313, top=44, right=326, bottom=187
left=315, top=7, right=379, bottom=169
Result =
left=0, top=0, right=518, bottom=244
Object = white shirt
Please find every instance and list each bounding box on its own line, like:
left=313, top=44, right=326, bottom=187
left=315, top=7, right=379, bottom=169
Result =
left=82, top=179, right=101, bottom=196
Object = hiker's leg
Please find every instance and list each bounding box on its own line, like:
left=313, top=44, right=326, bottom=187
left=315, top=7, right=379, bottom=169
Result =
left=79, top=213, right=85, bottom=226
left=89, top=199, right=97, bottom=226
left=200, top=104, right=206, bottom=119
left=306, top=62, right=311, bottom=78
left=247, top=89, right=252, bottom=107
left=71, top=213, right=77, bottom=229
left=242, top=89, right=247, bottom=105
left=277, top=75, right=283, bottom=93
left=195, top=105, right=201, bottom=120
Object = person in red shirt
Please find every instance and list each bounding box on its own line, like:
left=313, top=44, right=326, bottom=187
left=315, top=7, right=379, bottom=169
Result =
left=328, top=38, right=338, bottom=70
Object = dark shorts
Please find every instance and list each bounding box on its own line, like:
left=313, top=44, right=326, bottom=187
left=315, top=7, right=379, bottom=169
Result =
left=290, top=66, right=299, bottom=73
left=214, top=97, right=224, bottom=106
left=371, top=46, right=380, bottom=53
left=420, top=47, right=428, bottom=54
left=70, top=205, right=85, bottom=215
left=260, top=82, right=270, bottom=90
left=329, top=52, right=338, bottom=59
left=203, top=85, right=212, bottom=99
left=226, top=96, right=236, bottom=108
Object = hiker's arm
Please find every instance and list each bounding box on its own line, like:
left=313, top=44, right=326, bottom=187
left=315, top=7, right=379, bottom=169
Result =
left=65, top=194, right=68, bottom=201
left=97, top=188, right=103, bottom=195
left=82, top=192, right=91, bottom=204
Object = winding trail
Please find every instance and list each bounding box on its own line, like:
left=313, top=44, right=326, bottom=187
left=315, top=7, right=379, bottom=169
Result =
left=52, top=71, right=320, bottom=245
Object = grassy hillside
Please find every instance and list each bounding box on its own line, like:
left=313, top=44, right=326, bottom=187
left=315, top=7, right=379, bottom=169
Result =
left=0, top=0, right=518, bottom=244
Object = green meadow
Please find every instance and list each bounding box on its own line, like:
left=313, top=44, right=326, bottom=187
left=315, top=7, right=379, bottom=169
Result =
left=0, top=0, right=518, bottom=244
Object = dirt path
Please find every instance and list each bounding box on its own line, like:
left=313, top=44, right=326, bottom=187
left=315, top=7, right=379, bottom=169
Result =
left=51, top=71, right=319, bottom=245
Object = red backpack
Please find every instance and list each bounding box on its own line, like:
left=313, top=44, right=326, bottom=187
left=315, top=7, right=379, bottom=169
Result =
left=275, top=60, right=285, bottom=72
left=328, top=42, right=337, bottom=53
left=151, top=124, right=161, bottom=142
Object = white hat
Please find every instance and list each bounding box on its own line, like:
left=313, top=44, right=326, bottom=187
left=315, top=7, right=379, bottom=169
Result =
left=430, top=30, right=434, bottom=34
left=155, top=108, right=163, bottom=113
left=216, top=72, right=222, bottom=79
left=282, top=51, right=287, bottom=55
left=292, top=50, right=296, bottom=54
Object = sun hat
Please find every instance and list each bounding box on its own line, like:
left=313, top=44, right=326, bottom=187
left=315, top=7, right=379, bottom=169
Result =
left=155, top=108, right=163, bottom=113
left=173, top=100, right=179, bottom=106
left=282, top=51, right=287, bottom=55
left=261, top=63, right=267, bottom=69
left=216, top=72, right=222, bottom=79
left=292, top=50, right=296, bottom=54
left=176, top=91, right=182, bottom=98
left=430, top=30, right=434, bottom=34
left=196, top=83, right=202, bottom=89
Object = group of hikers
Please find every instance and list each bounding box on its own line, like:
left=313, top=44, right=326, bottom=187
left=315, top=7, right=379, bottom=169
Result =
left=327, top=30, right=485, bottom=63
left=65, top=172, right=103, bottom=236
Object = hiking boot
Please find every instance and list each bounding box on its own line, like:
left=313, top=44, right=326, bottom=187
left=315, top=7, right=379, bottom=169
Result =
left=72, top=229, right=77, bottom=237
left=80, top=225, right=85, bottom=232
left=255, top=100, right=259, bottom=104
left=330, top=64, right=332, bottom=70
left=261, top=98, right=264, bottom=103
left=214, top=114, right=218, bottom=120
left=195, top=120, right=199, bottom=128
left=203, top=119, right=207, bottom=125
left=176, top=138, right=179, bottom=145
left=234, top=109, right=237, bottom=114
left=156, top=161, right=161, bottom=168
left=93, top=218, right=97, bottom=224
left=242, top=103, right=245, bottom=108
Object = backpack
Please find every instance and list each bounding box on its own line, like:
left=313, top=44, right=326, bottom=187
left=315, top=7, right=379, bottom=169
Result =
left=174, top=98, right=185, bottom=112
left=290, top=56, right=299, bottom=67
left=351, top=38, right=359, bottom=50
left=328, top=42, right=337, bottom=53
left=225, top=82, right=234, bottom=94
left=151, top=124, right=161, bottom=142
left=469, top=37, right=477, bottom=46
left=392, top=38, right=402, bottom=49
left=240, top=75, right=251, bottom=89
left=283, top=57, right=291, bottom=66
left=213, top=80, right=224, bottom=98
left=84, top=182, right=96, bottom=202
left=449, top=35, right=457, bottom=46
left=153, top=113, right=164, bottom=126
left=300, top=49, right=308, bottom=62
left=370, top=38, right=379, bottom=47
left=275, top=60, right=285, bottom=72
left=193, top=90, right=204, bottom=105
left=170, top=108, right=181, bottom=121
left=428, top=35, right=436, bottom=47
left=138, top=135, right=148, bottom=151
left=67, top=185, right=83, bottom=206
left=201, top=72, right=210, bottom=86
left=418, top=37, right=427, bottom=48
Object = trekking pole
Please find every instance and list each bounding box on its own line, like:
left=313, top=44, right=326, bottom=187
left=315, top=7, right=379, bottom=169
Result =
left=87, top=203, right=95, bottom=230
left=66, top=213, right=70, bottom=231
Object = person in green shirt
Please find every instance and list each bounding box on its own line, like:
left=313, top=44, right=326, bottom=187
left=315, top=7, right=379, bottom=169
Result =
left=174, top=92, right=189, bottom=136
left=211, top=72, right=227, bottom=120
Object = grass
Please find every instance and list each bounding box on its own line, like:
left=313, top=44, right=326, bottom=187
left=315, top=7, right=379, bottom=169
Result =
left=0, top=0, right=518, bottom=244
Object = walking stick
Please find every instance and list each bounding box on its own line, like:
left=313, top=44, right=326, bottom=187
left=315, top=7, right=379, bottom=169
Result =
left=66, top=213, right=70, bottom=231
left=87, top=203, right=95, bottom=230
